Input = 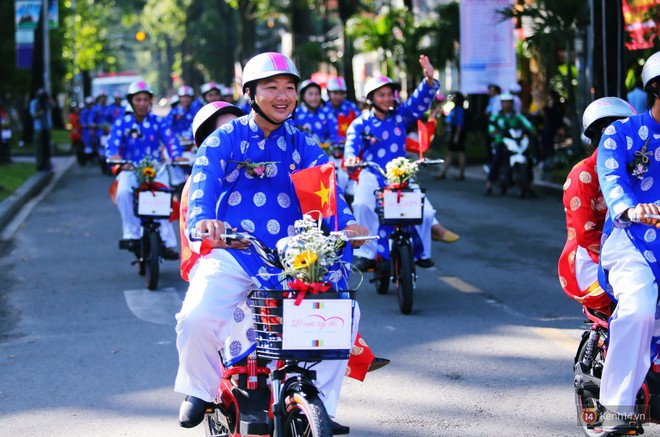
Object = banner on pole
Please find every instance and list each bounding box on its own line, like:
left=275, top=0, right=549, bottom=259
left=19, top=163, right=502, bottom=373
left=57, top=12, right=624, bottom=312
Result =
left=15, top=0, right=58, bottom=30
left=459, top=0, right=516, bottom=95
left=622, top=0, right=659, bottom=51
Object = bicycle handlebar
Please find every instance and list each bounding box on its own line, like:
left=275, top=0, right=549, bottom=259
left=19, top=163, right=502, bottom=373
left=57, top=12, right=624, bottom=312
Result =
left=629, top=212, right=660, bottom=223
left=189, top=229, right=378, bottom=269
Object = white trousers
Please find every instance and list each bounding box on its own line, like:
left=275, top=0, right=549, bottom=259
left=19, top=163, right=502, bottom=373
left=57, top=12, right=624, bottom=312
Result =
left=600, top=228, right=660, bottom=413
left=174, top=249, right=359, bottom=417
left=115, top=170, right=177, bottom=247
left=352, top=170, right=435, bottom=259
left=575, top=246, right=600, bottom=291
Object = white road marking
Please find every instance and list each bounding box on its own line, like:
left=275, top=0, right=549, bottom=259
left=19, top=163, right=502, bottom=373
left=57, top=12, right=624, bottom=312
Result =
left=123, top=287, right=183, bottom=326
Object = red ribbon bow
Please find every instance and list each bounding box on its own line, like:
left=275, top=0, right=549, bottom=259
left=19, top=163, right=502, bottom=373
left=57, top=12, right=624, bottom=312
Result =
left=286, top=279, right=332, bottom=305
left=389, top=182, right=409, bottom=202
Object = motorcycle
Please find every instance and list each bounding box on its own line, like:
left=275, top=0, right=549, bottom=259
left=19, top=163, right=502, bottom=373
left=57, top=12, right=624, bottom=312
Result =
left=191, top=228, right=375, bottom=437
left=500, top=128, right=532, bottom=198
left=353, top=158, right=442, bottom=314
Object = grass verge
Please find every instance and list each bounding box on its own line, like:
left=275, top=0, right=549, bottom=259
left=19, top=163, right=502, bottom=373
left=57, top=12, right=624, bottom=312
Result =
left=0, top=162, right=35, bottom=202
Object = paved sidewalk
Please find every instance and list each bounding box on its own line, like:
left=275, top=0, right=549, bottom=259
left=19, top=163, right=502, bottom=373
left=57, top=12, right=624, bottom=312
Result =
left=0, top=156, right=75, bottom=234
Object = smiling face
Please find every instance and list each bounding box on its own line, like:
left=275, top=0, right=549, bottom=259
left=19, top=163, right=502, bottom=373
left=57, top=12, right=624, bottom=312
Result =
left=302, top=86, right=321, bottom=110
left=253, top=75, right=298, bottom=126
left=203, top=89, right=221, bottom=103
left=130, top=92, right=151, bottom=118
left=371, top=86, right=395, bottom=113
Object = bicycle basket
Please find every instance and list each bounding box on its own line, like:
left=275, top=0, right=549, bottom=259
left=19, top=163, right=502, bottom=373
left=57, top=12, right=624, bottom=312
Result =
left=248, top=289, right=356, bottom=361
left=375, top=187, right=425, bottom=226
left=133, top=184, right=173, bottom=219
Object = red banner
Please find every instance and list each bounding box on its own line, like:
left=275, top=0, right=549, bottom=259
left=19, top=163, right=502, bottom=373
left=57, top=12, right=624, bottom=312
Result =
left=623, top=0, right=660, bottom=50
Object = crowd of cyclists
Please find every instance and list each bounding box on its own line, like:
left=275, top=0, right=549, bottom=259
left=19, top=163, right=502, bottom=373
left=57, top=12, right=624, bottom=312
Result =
left=55, top=46, right=660, bottom=434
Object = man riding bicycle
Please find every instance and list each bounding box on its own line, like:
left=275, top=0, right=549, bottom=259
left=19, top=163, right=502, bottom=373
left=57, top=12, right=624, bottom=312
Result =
left=596, top=50, right=660, bottom=433
left=174, top=52, right=368, bottom=434
left=343, top=55, right=454, bottom=269
left=105, top=80, right=185, bottom=260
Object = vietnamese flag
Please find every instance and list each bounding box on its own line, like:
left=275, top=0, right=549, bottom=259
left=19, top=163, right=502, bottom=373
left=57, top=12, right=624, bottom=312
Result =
left=337, top=110, right=357, bottom=138
left=290, top=163, right=338, bottom=223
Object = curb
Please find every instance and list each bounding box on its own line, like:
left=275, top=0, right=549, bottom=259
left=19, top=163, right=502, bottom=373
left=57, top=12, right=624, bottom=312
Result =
left=0, top=170, right=53, bottom=232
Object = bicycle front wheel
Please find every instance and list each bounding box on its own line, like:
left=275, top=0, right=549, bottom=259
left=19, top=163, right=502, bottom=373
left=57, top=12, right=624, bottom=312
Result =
left=395, top=243, right=414, bottom=314
left=282, top=391, right=332, bottom=437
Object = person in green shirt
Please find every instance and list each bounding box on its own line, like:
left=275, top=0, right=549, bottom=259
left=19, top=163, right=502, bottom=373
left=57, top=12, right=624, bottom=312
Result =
left=485, top=92, right=536, bottom=196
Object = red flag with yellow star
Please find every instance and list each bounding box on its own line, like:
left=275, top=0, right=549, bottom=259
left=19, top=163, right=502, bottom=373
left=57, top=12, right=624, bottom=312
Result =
left=337, top=111, right=357, bottom=138
left=290, top=163, right=338, bottom=222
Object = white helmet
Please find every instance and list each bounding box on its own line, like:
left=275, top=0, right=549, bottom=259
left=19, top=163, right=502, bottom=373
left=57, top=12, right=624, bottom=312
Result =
left=642, top=51, right=660, bottom=89
left=364, top=76, right=399, bottom=100
left=499, top=92, right=514, bottom=101
left=298, top=79, right=321, bottom=97
left=200, top=81, right=220, bottom=96
left=192, top=101, right=244, bottom=146
left=241, top=52, right=300, bottom=93
left=170, top=95, right=180, bottom=106
left=126, top=81, right=153, bottom=100
left=327, top=77, right=348, bottom=92
left=177, top=86, right=194, bottom=97
left=582, top=97, right=636, bottom=137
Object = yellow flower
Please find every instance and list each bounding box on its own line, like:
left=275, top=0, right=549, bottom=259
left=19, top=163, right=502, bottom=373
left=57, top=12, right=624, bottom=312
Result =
left=319, top=142, right=330, bottom=149
left=142, top=167, right=156, bottom=178
left=292, top=251, right=318, bottom=270
left=391, top=167, right=406, bottom=178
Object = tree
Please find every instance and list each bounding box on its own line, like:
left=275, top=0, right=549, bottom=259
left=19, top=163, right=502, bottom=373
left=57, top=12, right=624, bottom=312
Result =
left=499, top=0, right=590, bottom=149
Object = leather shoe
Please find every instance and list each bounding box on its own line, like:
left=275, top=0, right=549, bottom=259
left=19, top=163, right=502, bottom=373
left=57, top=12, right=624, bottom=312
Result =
left=415, top=258, right=435, bottom=268
left=330, top=419, right=350, bottom=435
left=355, top=257, right=377, bottom=272
left=179, top=395, right=211, bottom=428
left=368, top=357, right=390, bottom=372
left=162, top=246, right=180, bottom=260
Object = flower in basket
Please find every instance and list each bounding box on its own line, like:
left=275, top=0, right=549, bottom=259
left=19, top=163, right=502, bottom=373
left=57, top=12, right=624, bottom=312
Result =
left=136, top=156, right=159, bottom=185
left=271, top=215, right=348, bottom=304
left=385, top=157, right=419, bottom=187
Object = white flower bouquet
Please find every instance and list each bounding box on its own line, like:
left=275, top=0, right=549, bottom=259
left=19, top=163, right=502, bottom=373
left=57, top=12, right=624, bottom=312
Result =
left=385, top=157, right=419, bottom=186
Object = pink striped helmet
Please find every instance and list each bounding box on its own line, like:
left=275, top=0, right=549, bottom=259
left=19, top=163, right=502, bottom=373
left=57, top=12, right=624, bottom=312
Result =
left=364, top=76, right=399, bottom=100
left=327, top=77, right=348, bottom=92
left=242, top=52, right=300, bottom=93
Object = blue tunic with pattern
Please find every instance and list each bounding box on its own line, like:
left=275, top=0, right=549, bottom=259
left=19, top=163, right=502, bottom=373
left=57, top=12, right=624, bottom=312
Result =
left=167, top=105, right=195, bottom=146
left=187, top=114, right=357, bottom=288
left=293, top=103, right=338, bottom=146
left=597, top=110, right=660, bottom=289
left=106, top=112, right=181, bottom=162
left=344, top=79, right=439, bottom=184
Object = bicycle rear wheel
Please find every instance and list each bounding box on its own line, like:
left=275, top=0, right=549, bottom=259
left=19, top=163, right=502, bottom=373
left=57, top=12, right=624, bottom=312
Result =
left=144, top=230, right=160, bottom=291
left=395, top=244, right=414, bottom=314
left=283, top=392, right=332, bottom=437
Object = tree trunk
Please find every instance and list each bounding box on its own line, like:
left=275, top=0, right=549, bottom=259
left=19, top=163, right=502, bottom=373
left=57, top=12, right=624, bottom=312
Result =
left=237, top=0, right=257, bottom=65
left=565, top=41, right=582, bottom=154
left=337, top=0, right=359, bottom=100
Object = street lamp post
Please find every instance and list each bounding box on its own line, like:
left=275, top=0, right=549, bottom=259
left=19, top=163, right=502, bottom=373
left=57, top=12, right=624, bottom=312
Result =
left=42, top=0, right=51, bottom=94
